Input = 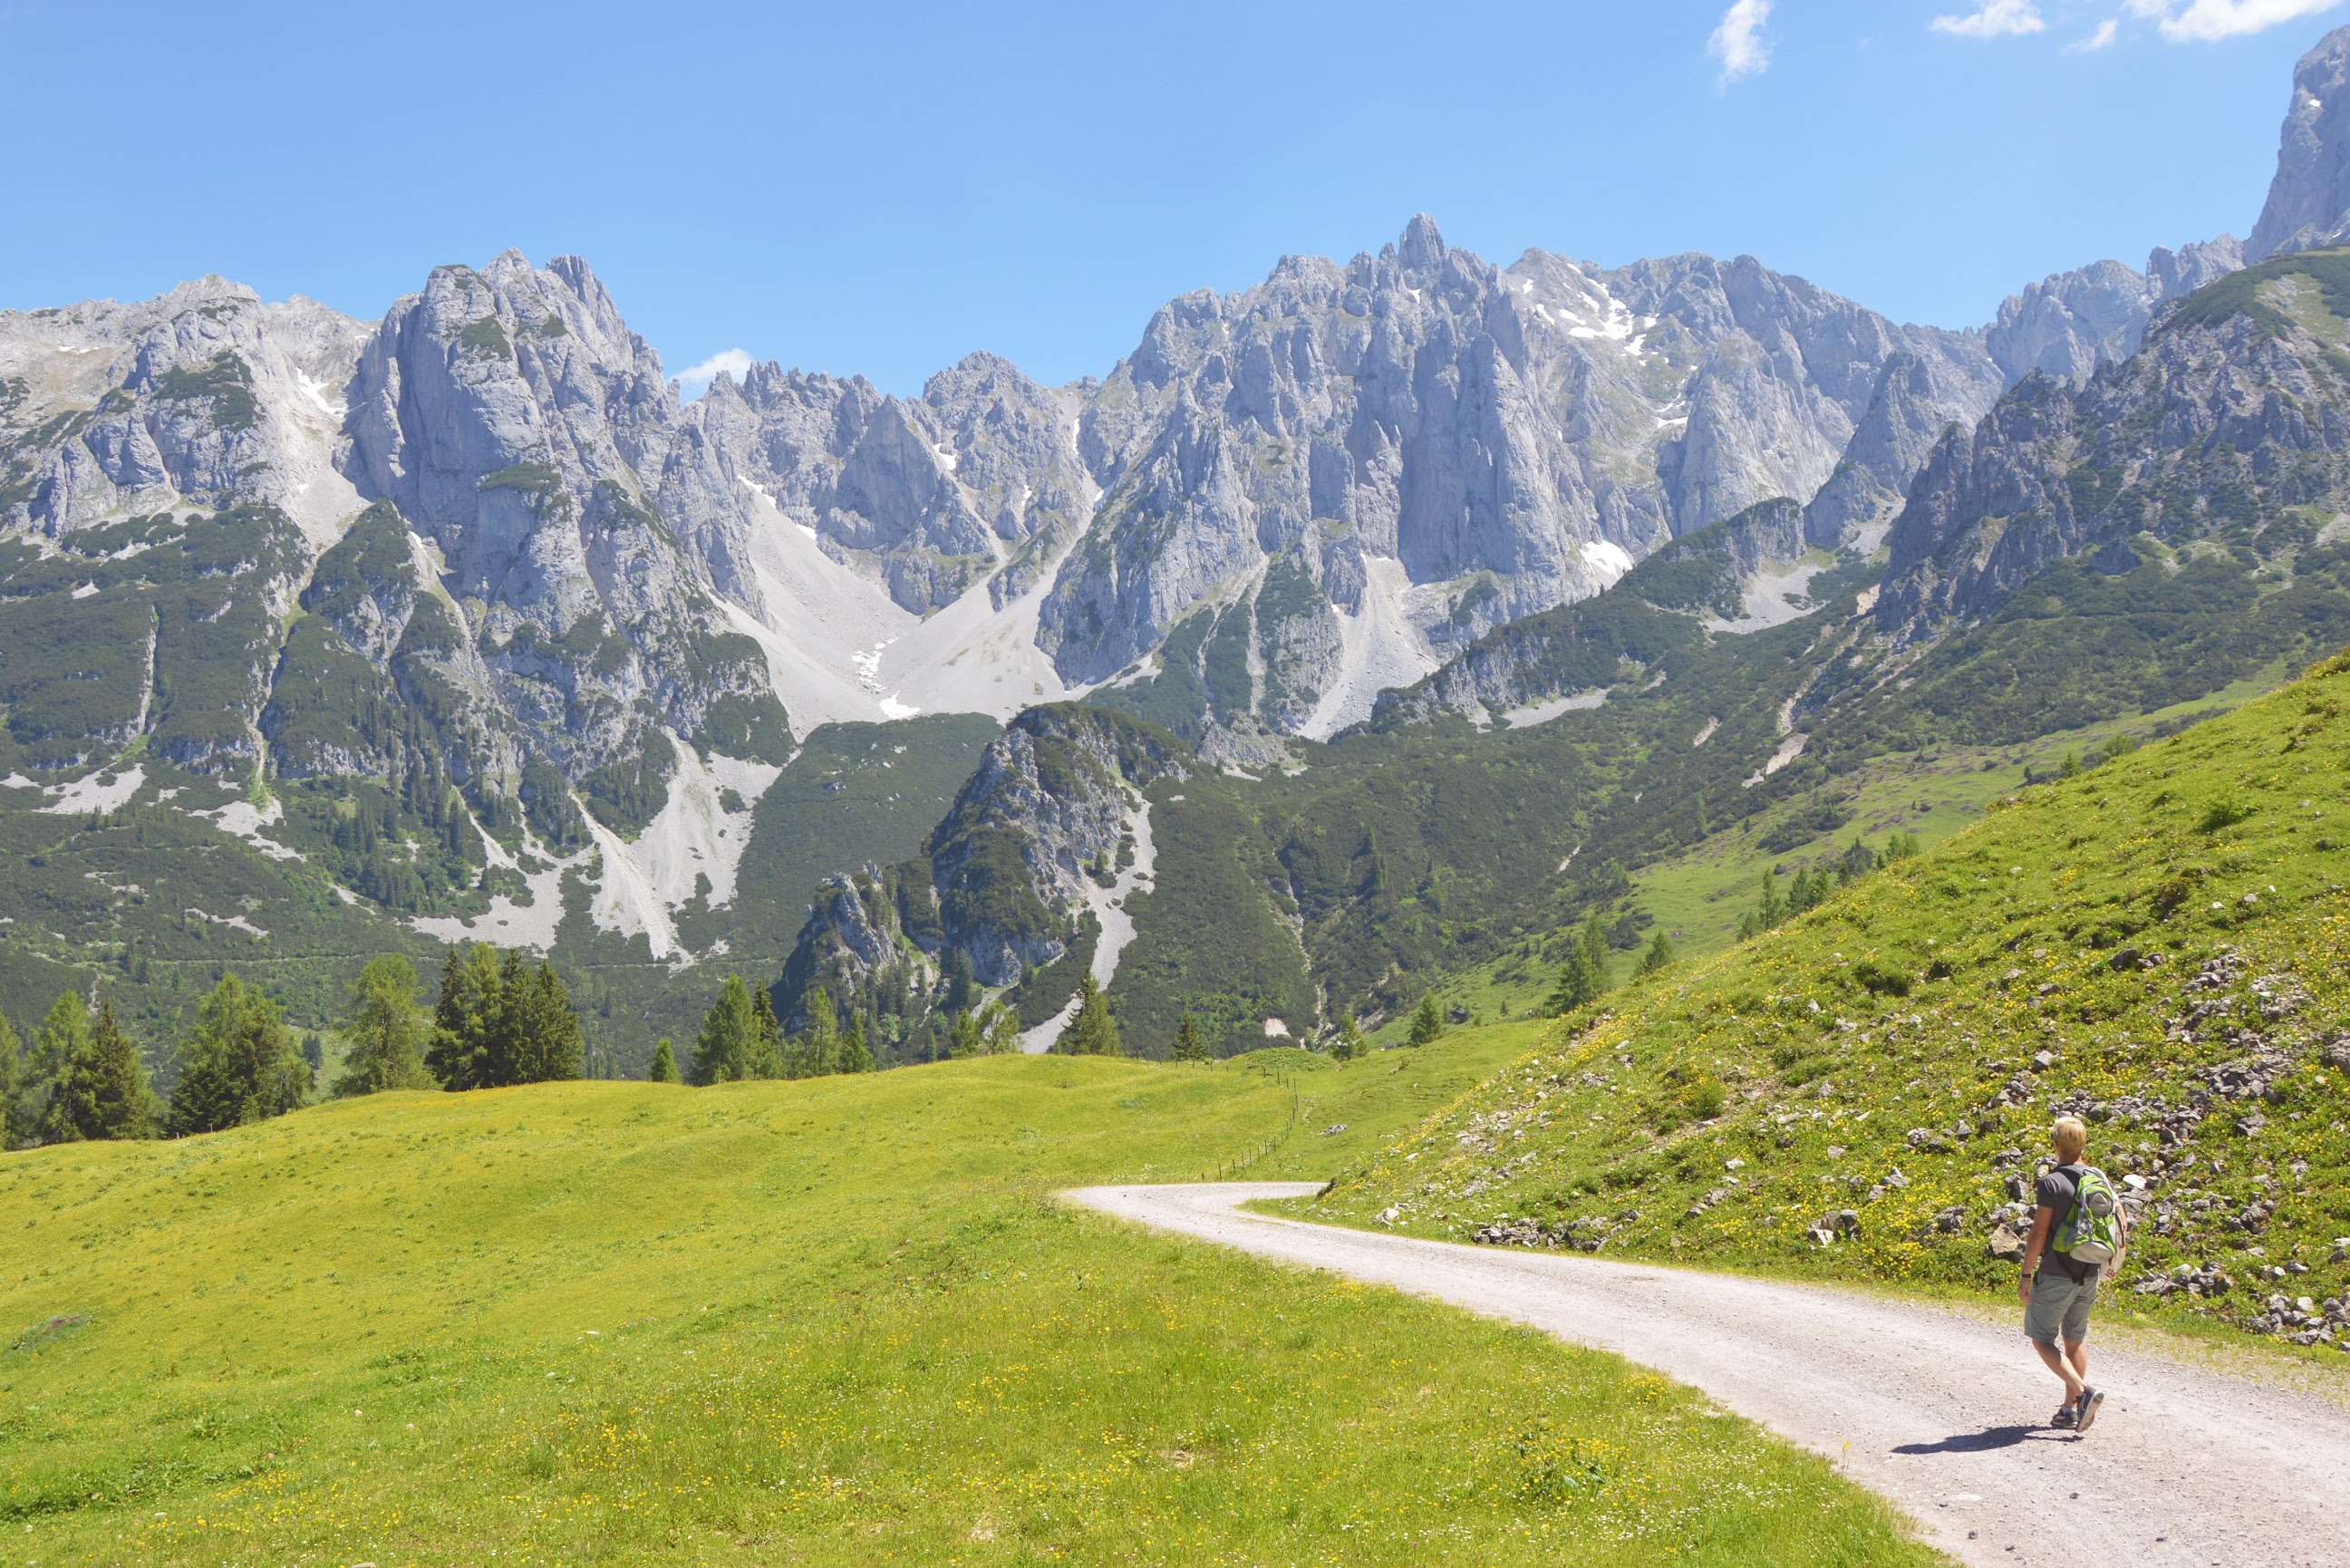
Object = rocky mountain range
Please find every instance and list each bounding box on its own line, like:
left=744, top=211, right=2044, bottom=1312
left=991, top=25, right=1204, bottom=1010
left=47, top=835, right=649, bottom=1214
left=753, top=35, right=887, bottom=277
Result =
left=10, top=20, right=2350, bottom=1036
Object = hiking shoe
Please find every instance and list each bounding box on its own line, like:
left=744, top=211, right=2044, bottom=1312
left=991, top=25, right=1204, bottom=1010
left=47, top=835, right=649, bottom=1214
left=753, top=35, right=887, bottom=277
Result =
left=2074, top=1386, right=2103, bottom=1434
left=2051, top=1404, right=2077, bottom=1429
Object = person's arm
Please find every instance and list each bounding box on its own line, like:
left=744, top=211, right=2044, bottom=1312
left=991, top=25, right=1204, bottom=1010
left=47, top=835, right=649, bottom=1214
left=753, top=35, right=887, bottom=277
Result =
left=2017, top=1205, right=2055, bottom=1302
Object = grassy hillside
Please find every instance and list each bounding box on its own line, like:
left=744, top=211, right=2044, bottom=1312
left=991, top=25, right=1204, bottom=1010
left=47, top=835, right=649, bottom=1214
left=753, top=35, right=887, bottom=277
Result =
left=1, top=1041, right=1939, bottom=1566
left=1308, top=653, right=2350, bottom=1351
left=1387, top=677, right=2270, bottom=1036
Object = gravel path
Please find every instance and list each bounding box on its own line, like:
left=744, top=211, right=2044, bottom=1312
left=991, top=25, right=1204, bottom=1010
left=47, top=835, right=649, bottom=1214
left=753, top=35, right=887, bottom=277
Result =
left=1068, top=1182, right=2350, bottom=1568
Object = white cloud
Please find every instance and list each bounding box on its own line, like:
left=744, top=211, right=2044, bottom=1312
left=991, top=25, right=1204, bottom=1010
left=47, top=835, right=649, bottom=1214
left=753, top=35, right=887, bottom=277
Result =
left=2068, top=16, right=2123, bottom=46
left=1930, top=0, right=2047, bottom=37
left=1709, top=0, right=1773, bottom=82
left=2124, top=0, right=2343, bottom=39
left=677, top=348, right=753, bottom=395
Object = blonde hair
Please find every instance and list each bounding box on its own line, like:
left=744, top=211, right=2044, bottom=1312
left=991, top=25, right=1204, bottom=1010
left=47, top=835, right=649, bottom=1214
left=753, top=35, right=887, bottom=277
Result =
left=2052, top=1116, right=2088, bottom=1161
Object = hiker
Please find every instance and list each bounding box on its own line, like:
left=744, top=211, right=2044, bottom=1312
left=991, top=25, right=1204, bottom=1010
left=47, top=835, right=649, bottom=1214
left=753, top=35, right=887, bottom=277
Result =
left=2016, top=1114, right=2126, bottom=1433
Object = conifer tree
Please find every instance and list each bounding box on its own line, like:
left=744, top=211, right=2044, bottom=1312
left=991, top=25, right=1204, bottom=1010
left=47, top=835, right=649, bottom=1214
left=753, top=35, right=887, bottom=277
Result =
left=169, top=974, right=309, bottom=1136
left=942, top=948, right=976, bottom=1015
left=1636, top=929, right=1675, bottom=976
left=1547, top=910, right=1613, bottom=1016
left=1174, top=1011, right=1209, bottom=1062
left=948, top=1011, right=982, bottom=1060
left=1408, top=994, right=1445, bottom=1046
left=794, top=994, right=839, bottom=1077
left=1329, top=1011, right=1364, bottom=1062
left=1580, top=910, right=1611, bottom=992
left=749, top=987, right=786, bottom=1079
left=649, top=1037, right=681, bottom=1082
left=839, top=1012, right=875, bottom=1073
left=42, top=998, right=158, bottom=1142
left=425, top=944, right=505, bottom=1089
left=27, top=991, right=88, bottom=1121
left=691, top=975, right=764, bottom=1084
left=1056, top=972, right=1121, bottom=1055
left=334, top=955, right=436, bottom=1097
left=495, top=960, right=584, bottom=1085
left=0, top=1012, right=25, bottom=1151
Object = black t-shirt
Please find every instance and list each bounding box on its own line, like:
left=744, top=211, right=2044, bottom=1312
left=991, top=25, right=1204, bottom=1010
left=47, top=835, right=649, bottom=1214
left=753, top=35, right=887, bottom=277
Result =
left=2035, top=1165, right=2096, bottom=1283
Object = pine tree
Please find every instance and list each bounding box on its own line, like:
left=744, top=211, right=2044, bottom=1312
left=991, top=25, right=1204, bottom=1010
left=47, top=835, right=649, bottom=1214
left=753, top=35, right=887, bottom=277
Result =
left=0, top=1011, right=25, bottom=1151
left=691, top=975, right=763, bottom=1085
left=794, top=995, right=839, bottom=1078
left=25, top=990, right=88, bottom=1132
left=1173, top=1011, right=1209, bottom=1062
left=942, top=948, right=975, bottom=1015
left=1055, top=972, right=1121, bottom=1055
left=1635, top=929, right=1675, bottom=976
left=1408, top=994, right=1445, bottom=1046
left=839, top=1012, right=875, bottom=1073
left=749, top=987, right=786, bottom=1079
left=334, top=955, right=436, bottom=1097
left=1578, top=911, right=1610, bottom=997
left=423, top=948, right=581, bottom=1089
left=42, top=998, right=158, bottom=1142
left=1547, top=953, right=1595, bottom=1015
left=425, top=944, right=504, bottom=1090
left=948, top=1011, right=982, bottom=1059
left=1329, top=1011, right=1364, bottom=1062
left=497, top=961, right=584, bottom=1085
left=649, top=1037, right=681, bottom=1083
left=1546, top=910, right=1613, bottom=1016
left=169, top=974, right=309, bottom=1136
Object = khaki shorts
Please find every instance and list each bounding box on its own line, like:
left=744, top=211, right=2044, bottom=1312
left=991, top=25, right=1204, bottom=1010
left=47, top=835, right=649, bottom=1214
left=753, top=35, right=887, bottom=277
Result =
left=2025, top=1271, right=2098, bottom=1346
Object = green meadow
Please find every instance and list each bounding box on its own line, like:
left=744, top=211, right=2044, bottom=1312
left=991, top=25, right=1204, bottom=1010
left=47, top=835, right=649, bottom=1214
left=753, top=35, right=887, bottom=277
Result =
left=3, top=1043, right=1939, bottom=1566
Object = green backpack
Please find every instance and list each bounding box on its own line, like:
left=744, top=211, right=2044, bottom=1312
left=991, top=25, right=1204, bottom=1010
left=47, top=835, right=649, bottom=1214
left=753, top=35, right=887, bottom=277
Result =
left=2051, top=1164, right=2123, bottom=1265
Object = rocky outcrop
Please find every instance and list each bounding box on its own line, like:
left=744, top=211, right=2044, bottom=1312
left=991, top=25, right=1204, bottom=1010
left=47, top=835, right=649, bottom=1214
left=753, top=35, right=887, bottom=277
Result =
left=1985, top=240, right=2245, bottom=387
left=1878, top=249, right=2350, bottom=646
left=927, top=704, right=1185, bottom=984
left=263, top=500, right=527, bottom=802
left=680, top=350, right=1095, bottom=616
left=775, top=704, right=1189, bottom=1027
left=1804, top=353, right=1980, bottom=548
left=0, top=278, right=369, bottom=547
left=2249, top=24, right=2350, bottom=260
left=1365, top=499, right=1808, bottom=728
left=344, top=251, right=791, bottom=833
left=773, top=865, right=932, bottom=1031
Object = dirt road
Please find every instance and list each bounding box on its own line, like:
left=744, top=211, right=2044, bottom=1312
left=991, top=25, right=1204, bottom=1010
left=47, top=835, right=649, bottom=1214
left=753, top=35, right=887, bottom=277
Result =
left=1068, top=1182, right=2350, bottom=1568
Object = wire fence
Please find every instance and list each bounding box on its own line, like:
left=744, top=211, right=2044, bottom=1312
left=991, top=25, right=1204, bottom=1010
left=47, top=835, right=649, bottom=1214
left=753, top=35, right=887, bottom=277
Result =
left=1200, top=1066, right=1302, bottom=1182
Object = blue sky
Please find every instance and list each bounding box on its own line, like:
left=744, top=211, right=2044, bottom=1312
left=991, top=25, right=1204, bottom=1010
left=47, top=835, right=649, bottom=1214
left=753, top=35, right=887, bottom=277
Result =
left=0, top=1, right=2338, bottom=394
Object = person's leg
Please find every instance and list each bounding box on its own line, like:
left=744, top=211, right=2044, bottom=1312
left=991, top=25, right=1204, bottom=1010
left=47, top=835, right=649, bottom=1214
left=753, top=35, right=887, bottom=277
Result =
left=2031, top=1336, right=2085, bottom=1403
left=2064, top=1283, right=2105, bottom=1431
left=2024, top=1277, right=2087, bottom=1406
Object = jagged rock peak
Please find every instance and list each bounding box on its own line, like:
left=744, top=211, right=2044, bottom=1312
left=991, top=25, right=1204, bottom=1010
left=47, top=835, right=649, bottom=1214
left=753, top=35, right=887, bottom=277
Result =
left=1877, top=247, right=2350, bottom=648
left=1986, top=238, right=2244, bottom=388
left=2249, top=24, right=2350, bottom=260
left=1395, top=212, right=1448, bottom=274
